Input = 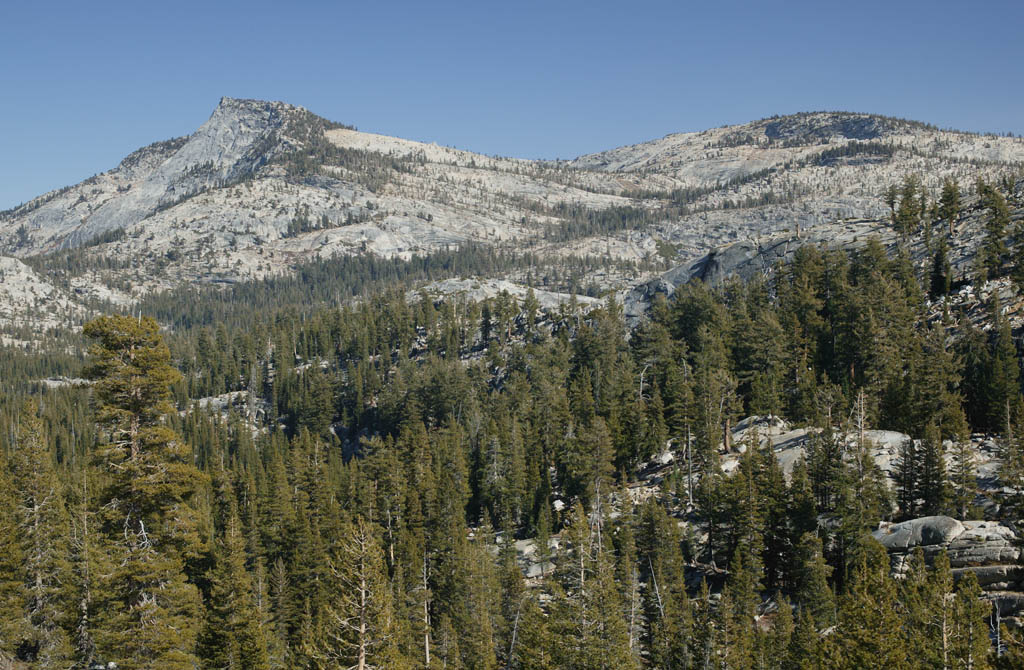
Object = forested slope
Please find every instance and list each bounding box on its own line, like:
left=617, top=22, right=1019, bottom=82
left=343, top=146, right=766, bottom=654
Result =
left=2, top=160, right=1024, bottom=668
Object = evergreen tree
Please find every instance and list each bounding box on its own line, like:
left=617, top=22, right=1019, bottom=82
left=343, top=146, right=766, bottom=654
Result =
left=638, top=499, right=692, bottom=670
left=198, top=476, right=269, bottom=670
left=7, top=401, right=73, bottom=668
left=824, top=539, right=908, bottom=670
left=760, top=596, right=794, bottom=670
left=458, top=537, right=500, bottom=670
left=793, top=533, right=834, bottom=629
left=986, top=295, right=1020, bottom=433
left=978, top=181, right=1011, bottom=280
left=918, top=424, right=951, bottom=517
left=894, top=174, right=922, bottom=244
left=84, top=315, right=206, bottom=670
left=894, top=437, right=920, bottom=519
left=951, top=571, right=993, bottom=670
left=950, top=437, right=978, bottom=521
left=513, top=597, right=555, bottom=670
left=690, top=579, right=715, bottom=670
left=719, top=549, right=760, bottom=670
left=787, top=607, right=822, bottom=670
left=0, top=456, right=30, bottom=668
left=900, top=549, right=955, bottom=670
left=319, top=516, right=406, bottom=670
left=930, top=236, right=952, bottom=300
left=939, top=177, right=961, bottom=238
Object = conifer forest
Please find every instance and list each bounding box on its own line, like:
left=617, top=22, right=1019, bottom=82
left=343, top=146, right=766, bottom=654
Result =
left=4, top=167, right=1024, bottom=670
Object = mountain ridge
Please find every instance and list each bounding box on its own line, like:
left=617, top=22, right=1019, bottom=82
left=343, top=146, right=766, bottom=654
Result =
left=1, top=98, right=1022, bottom=337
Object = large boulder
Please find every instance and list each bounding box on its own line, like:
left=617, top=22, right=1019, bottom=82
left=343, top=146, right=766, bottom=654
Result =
left=872, top=516, right=965, bottom=551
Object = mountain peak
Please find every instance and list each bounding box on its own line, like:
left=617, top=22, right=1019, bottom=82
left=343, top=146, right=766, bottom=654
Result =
left=213, top=96, right=301, bottom=116
left=752, top=110, right=937, bottom=143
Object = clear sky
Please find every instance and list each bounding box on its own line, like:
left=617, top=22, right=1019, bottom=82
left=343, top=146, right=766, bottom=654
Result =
left=1, top=0, right=1022, bottom=210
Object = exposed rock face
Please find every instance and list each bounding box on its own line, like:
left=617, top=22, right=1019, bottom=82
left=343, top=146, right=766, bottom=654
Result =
left=7, top=98, right=300, bottom=252
left=720, top=415, right=912, bottom=484
left=0, top=255, right=85, bottom=332
left=873, top=516, right=1024, bottom=622
left=623, top=180, right=1024, bottom=321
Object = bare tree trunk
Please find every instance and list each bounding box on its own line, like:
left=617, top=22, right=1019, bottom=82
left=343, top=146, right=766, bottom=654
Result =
left=686, top=426, right=694, bottom=507
left=358, top=547, right=369, bottom=670
left=506, top=596, right=527, bottom=670
left=628, top=565, right=639, bottom=652
left=941, top=596, right=949, bottom=670
left=422, top=555, right=431, bottom=668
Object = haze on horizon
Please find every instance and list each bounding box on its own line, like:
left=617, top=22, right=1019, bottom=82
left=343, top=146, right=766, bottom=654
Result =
left=1, top=0, right=1022, bottom=210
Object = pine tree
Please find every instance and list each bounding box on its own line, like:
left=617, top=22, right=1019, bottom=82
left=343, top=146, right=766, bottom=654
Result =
left=579, top=545, right=638, bottom=670
left=721, top=434, right=766, bottom=577
left=787, top=461, right=818, bottom=545
left=1001, top=396, right=1024, bottom=517
left=918, top=424, right=951, bottom=517
left=986, top=295, right=1020, bottom=433
left=793, top=533, right=834, bottom=629
left=978, top=181, right=1011, bottom=280
left=909, top=324, right=969, bottom=442
left=459, top=536, right=500, bottom=670
left=939, top=178, right=961, bottom=238
left=551, top=504, right=636, bottom=670
left=885, top=184, right=899, bottom=225
left=760, top=596, right=794, bottom=670
left=719, top=549, right=760, bottom=670
left=84, top=315, right=206, bottom=670
left=690, top=579, right=716, bottom=670
left=950, top=437, right=978, bottom=521
left=497, top=535, right=525, bottom=668
left=0, top=456, right=30, bottom=668
left=512, top=597, right=555, bottom=670
left=895, top=437, right=920, bottom=519
left=951, top=571, right=993, bottom=670
left=320, top=516, right=406, bottom=670
left=824, top=538, right=908, bottom=670
left=8, top=401, right=74, bottom=668
left=901, top=549, right=955, bottom=670
left=994, top=622, right=1024, bottom=669
left=787, top=607, right=822, bottom=670
left=638, top=499, right=692, bottom=669
left=535, top=500, right=552, bottom=578
left=895, top=174, right=922, bottom=244
left=930, top=236, right=953, bottom=301
left=198, top=476, right=269, bottom=670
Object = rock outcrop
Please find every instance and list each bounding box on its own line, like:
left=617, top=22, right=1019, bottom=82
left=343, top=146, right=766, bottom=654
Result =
left=873, top=516, right=1024, bottom=623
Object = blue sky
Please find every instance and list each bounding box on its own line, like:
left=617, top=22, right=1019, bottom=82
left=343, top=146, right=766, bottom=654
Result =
left=1, top=0, right=1022, bottom=209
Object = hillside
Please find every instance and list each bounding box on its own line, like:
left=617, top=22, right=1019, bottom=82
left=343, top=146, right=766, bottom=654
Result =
left=1, top=100, right=1022, bottom=338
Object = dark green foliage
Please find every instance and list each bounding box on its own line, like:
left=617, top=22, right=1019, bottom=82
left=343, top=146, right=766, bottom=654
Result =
left=5, top=402, right=74, bottom=668
left=930, top=235, right=952, bottom=300
left=84, top=315, right=207, bottom=670
left=940, top=177, right=962, bottom=237
left=894, top=174, right=922, bottom=243
left=198, top=473, right=269, bottom=670
left=6, top=220, right=1024, bottom=667
left=977, top=179, right=1012, bottom=280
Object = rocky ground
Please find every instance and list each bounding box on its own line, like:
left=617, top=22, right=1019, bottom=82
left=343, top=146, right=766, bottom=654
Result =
left=875, top=516, right=1023, bottom=627
left=506, top=413, right=1024, bottom=623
